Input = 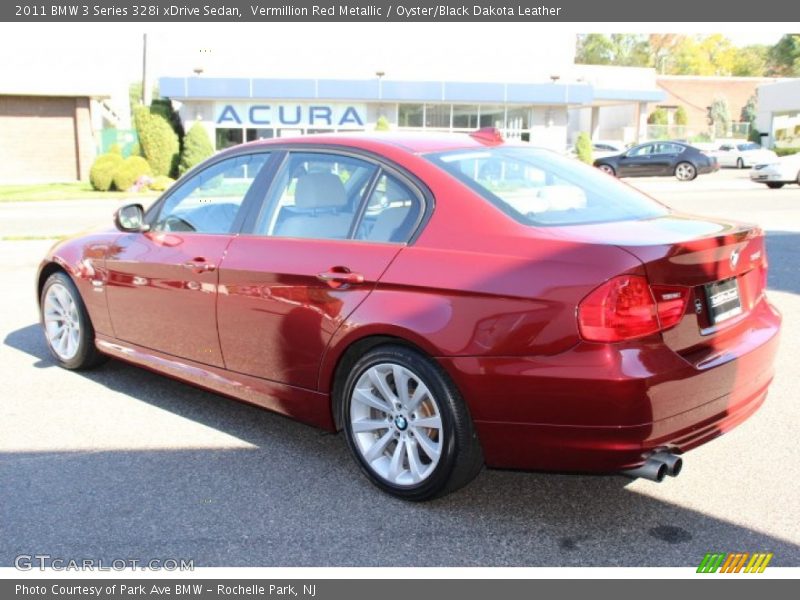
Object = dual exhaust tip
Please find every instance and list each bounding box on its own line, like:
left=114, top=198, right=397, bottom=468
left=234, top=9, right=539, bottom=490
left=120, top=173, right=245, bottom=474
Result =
left=622, top=451, right=683, bottom=482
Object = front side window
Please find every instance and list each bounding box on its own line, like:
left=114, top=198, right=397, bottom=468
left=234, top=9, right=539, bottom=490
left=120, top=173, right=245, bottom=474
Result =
left=255, top=152, right=377, bottom=240
left=152, top=153, right=269, bottom=234
left=653, top=143, right=684, bottom=155
left=427, top=147, right=668, bottom=226
left=628, top=144, right=653, bottom=157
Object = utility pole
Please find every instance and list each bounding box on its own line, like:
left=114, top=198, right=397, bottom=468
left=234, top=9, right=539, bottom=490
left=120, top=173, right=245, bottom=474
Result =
left=142, top=33, right=151, bottom=106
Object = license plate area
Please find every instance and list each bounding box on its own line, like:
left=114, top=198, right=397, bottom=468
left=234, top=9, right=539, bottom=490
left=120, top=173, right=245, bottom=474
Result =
left=704, top=277, right=742, bottom=324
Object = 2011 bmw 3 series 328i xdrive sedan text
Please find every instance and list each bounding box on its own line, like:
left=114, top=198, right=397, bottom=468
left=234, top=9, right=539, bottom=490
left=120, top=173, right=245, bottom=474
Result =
left=37, top=129, right=781, bottom=500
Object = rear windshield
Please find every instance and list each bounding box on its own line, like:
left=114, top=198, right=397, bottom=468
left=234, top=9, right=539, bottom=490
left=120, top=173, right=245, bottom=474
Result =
left=426, top=146, right=668, bottom=226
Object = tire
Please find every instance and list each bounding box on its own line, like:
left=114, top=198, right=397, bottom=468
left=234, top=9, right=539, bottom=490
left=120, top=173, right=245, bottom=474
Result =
left=675, top=162, right=697, bottom=181
left=40, top=271, right=107, bottom=370
left=597, top=164, right=616, bottom=177
left=737, top=158, right=745, bottom=169
left=340, top=345, right=483, bottom=501
left=766, top=182, right=784, bottom=189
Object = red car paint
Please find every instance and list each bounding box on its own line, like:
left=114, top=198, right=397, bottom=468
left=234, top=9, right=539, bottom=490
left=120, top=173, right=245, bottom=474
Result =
left=37, top=132, right=781, bottom=473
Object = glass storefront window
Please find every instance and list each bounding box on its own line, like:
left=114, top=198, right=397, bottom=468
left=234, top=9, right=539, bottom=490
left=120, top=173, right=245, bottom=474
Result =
left=479, top=105, right=505, bottom=129
left=398, top=104, right=423, bottom=127
left=246, top=128, right=275, bottom=142
left=425, top=104, right=450, bottom=129
left=506, top=107, right=530, bottom=131
left=452, top=105, right=479, bottom=129
left=216, top=128, right=244, bottom=149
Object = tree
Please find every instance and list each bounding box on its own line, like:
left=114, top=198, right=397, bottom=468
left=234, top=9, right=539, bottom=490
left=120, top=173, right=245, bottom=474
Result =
left=710, top=97, right=732, bottom=137
left=133, top=106, right=180, bottom=178
left=574, top=132, right=593, bottom=164
left=767, top=34, right=800, bottom=76
left=647, top=108, right=668, bottom=125
left=575, top=34, right=649, bottom=67
left=740, top=94, right=757, bottom=126
left=674, top=106, right=688, bottom=126
left=178, top=123, right=214, bottom=176
left=732, top=45, right=769, bottom=76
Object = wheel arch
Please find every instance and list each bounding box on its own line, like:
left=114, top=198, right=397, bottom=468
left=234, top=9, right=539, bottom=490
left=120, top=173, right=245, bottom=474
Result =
left=36, top=261, right=70, bottom=306
left=322, top=329, right=443, bottom=431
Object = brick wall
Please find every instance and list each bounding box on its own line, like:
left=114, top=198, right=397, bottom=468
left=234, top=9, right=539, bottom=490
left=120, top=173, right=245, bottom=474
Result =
left=653, top=77, right=777, bottom=136
left=0, top=95, right=96, bottom=183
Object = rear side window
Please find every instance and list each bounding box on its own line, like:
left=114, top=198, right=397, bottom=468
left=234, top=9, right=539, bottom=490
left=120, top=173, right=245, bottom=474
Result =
left=426, top=147, right=668, bottom=226
left=355, top=173, right=423, bottom=243
left=255, top=152, right=377, bottom=240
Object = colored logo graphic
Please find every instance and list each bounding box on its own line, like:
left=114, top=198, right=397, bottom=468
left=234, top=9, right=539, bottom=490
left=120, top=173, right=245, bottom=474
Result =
left=697, top=552, right=773, bottom=573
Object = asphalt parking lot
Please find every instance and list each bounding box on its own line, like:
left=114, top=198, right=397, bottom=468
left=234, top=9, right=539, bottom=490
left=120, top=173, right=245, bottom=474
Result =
left=1, top=168, right=798, bottom=567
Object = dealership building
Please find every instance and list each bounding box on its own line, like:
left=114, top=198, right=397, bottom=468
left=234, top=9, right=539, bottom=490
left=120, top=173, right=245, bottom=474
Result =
left=159, top=67, right=665, bottom=152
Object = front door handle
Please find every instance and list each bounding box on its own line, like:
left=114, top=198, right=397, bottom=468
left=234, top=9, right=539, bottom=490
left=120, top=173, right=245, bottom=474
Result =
left=182, top=258, right=216, bottom=273
left=317, top=267, right=365, bottom=288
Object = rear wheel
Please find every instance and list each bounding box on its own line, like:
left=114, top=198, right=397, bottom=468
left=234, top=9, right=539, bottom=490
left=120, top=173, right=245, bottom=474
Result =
left=597, top=164, right=616, bottom=177
left=766, top=182, right=784, bottom=189
left=40, top=272, right=107, bottom=370
left=675, top=162, right=697, bottom=181
left=341, top=345, right=483, bottom=500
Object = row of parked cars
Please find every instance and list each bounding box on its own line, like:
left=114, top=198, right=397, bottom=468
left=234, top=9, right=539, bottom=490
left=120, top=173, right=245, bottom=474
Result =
left=582, top=139, right=799, bottom=188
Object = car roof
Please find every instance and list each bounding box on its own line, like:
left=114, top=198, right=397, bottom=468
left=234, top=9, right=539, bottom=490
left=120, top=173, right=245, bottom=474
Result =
left=229, top=131, right=506, bottom=156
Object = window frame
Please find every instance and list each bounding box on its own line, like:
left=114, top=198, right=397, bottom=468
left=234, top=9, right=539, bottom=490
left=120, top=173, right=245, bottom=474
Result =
left=238, top=145, right=432, bottom=246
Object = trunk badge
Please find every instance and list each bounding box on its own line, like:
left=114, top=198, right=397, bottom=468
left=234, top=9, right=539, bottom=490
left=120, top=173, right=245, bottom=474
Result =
left=730, top=248, right=741, bottom=269
left=695, top=298, right=704, bottom=314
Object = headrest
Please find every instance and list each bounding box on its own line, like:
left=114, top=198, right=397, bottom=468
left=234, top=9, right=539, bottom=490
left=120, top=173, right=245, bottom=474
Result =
left=295, top=172, right=347, bottom=209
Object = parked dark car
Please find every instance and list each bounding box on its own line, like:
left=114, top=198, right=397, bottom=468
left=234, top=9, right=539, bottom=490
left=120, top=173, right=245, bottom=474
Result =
left=594, top=141, right=718, bottom=181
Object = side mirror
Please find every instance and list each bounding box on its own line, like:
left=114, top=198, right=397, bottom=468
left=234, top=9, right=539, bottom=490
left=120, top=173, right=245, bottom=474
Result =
left=114, top=203, right=149, bottom=232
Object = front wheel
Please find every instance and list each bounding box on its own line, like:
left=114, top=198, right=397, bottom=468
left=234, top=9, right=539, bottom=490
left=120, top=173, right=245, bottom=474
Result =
left=341, top=345, right=483, bottom=501
left=766, top=182, right=784, bottom=189
left=737, top=158, right=745, bottom=169
left=675, top=162, right=697, bottom=181
left=40, top=271, right=107, bottom=370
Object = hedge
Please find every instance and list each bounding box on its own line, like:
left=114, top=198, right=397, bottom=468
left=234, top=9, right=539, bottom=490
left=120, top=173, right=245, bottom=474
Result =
left=575, top=132, right=593, bottom=164
left=89, top=153, right=123, bottom=191
left=112, top=156, right=153, bottom=192
left=133, top=105, right=180, bottom=177
left=178, top=123, right=214, bottom=176
left=775, top=147, right=800, bottom=157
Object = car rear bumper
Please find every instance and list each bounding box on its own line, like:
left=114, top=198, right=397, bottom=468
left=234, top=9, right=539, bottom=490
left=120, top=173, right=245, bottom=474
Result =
left=437, top=299, right=781, bottom=472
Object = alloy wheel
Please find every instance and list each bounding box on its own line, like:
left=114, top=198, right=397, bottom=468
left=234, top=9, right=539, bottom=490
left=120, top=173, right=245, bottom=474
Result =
left=675, top=163, right=696, bottom=181
left=43, top=283, right=81, bottom=361
left=349, top=362, right=443, bottom=487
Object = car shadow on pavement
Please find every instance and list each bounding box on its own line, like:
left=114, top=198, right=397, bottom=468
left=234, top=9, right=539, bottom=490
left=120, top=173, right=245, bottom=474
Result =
left=765, top=231, right=800, bottom=295
left=3, top=322, right=799, bottom=567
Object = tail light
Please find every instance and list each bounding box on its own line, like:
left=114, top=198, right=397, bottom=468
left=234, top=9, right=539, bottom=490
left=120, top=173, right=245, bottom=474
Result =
left=578, top=275, right=690, bottom=342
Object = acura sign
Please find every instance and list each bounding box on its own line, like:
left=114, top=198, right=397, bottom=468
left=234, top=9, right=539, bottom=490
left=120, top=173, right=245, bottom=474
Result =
left=215, top=102, right=366, bottom=128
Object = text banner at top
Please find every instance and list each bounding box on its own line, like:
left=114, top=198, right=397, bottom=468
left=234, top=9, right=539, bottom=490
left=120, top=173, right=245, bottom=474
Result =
left=3, top=0, right=800, bottom=22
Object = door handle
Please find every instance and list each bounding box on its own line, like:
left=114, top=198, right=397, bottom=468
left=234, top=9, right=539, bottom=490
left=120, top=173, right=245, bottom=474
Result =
left=182, top=258, right=216, bottom=273
left=317, top=267, right=365, bottom=288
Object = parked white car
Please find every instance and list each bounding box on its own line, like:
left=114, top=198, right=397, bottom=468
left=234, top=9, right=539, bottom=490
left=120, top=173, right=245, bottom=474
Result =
left=715, top=142, right=777, bottom=169
left=750, top=153, right=800, bottom=188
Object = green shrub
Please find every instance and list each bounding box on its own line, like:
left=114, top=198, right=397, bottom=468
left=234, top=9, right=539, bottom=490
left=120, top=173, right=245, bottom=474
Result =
left=89, top=153, right=123, bottom=191
left=112, top=156, right=153, bottom=192
left=674, top=106, right=688, bottom=126
left=748, top=127, right=762, bottom=144
left=133, top=106, right=180, bottom=177
left=108, top=143, right=122, bottom=155
left=148, top=175, right=175, bottom=192
left=178, top=123, right=214, bottom=176
left=774, top=147, right=800, bottom=157
left=647, top=108, right=668, bottom=125
left=575, top=132, right=593, bottom=164
left=129, top=142, right=141, bottom=157
left=374, top=116, right=391, bottom=131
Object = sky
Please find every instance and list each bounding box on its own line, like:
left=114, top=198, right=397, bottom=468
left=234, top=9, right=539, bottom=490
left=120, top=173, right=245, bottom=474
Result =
left=0, top=23, right=791, bottom=102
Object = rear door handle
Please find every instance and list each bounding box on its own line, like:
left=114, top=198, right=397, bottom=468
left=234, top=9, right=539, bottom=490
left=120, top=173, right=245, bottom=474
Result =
left=317, top=267, right=365, bottom=288
left=182, top=258, right=216, bottom=273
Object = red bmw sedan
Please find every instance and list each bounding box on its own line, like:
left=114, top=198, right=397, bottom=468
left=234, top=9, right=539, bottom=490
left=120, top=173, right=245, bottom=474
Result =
left=37, top=130, right=781, bottom=500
